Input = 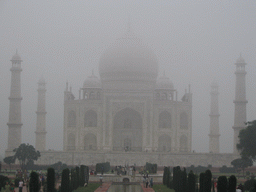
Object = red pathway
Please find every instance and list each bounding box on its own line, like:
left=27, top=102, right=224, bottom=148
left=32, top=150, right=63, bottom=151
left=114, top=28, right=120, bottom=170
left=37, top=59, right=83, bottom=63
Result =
left=94, top=182, right=155, bottom=192
left=140, top=183, right=155, bottom=192
left=94, top=182, right=112, bottom=192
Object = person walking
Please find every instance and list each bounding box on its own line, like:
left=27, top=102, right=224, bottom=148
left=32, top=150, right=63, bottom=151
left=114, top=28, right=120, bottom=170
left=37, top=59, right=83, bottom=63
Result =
left=19, top=180, right=23, bottom=192
left=5, top=182, right=11, bottom=192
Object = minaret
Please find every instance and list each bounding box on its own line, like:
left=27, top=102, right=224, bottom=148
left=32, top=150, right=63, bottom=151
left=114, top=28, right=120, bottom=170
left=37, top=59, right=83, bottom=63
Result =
left=209, top=82, right=220, bottom=153
left=35, top=77, right=47, bottom=151
left=233, top=54, right=247, bottom=154
left=5, top=50, right=23, bottom=157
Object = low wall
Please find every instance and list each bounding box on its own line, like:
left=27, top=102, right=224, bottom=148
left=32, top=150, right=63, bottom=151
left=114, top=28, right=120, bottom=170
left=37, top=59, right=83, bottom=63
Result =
left=35, top=151, right=239, bottom=167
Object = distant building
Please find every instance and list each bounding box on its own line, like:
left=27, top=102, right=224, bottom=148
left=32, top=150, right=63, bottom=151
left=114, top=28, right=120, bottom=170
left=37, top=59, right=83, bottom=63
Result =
left=63, top=28, right=192, bottom=153
left=6, top=28, right=243, bottom=166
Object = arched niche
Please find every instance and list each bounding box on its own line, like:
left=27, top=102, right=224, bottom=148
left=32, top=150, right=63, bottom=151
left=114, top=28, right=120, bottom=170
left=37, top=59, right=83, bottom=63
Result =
left=159, top=111, right=171, bottom=128
left=84, top=110, right=97, bottom=127
left=67, top=133, right=75, bottom=151
left=113, top=108, right=142, bottom=151
left=84, top=133, right=97, bottom=151
left=158, top=135, right=171, bottom=152
left=180, top=112, right=188, bottom=129
left=68, top=110, right=76, bottom=127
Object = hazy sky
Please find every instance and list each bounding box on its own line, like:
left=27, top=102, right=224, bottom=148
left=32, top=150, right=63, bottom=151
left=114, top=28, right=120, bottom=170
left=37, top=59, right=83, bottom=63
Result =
left=0, top=1, right=256, bottom=157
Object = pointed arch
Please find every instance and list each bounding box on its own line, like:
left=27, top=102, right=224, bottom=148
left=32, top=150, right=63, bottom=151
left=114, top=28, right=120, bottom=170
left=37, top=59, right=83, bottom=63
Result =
left=97, top=92, right=101, bottom=100
left=158, top=135, right=171, bottom=152
left=124, top=138, right=132, bottom=151
left=68, top=110, right=76, bottom=127
left=84, top=133, right=97, bottom=151
left=84, top=110, right=97, bottom=127
left=180, top=112, right=188, bottom=129
left=113, top=107, right=142, bottom=151
left=180, top=135, right=188, bottom=152
left=67, top=133, right=75, bottom=151
left=159, top=111, right=171, bottom=128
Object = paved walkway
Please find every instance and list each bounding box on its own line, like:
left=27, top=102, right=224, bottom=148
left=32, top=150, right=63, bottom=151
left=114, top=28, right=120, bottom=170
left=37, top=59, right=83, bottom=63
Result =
left=140, top=183, right=155, bottom=192
left=94, top=182, right=112, bottom=192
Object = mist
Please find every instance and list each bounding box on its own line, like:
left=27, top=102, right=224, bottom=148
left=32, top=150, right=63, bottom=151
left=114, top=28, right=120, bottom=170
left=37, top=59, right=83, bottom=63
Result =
left=0, top=0, right=256, bottom=157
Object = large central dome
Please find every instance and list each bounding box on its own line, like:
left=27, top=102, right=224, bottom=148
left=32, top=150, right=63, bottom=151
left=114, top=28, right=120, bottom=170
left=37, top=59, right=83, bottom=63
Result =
left=99, top=28, right=158, bottom=90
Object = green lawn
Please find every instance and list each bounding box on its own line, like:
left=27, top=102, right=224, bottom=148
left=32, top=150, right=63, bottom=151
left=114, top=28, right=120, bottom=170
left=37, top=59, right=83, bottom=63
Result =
left=153, top=184, right=175, bottom=192
left=73, top=183, right=101, bottom=192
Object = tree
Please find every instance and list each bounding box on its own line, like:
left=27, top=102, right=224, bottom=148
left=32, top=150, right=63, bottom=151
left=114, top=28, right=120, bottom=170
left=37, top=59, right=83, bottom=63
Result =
left=188, top=170, right=196, bottom=192
left=199, top=172, right=205, bottom=192
left=204, top=170, right=212, bottom=192
left=79, top=165, right=85, bottom=187
left=75, top=166, right=80, bottom=190
left=29, top=171, right=40, bottom=192
left=181, top=168, right=187, bottom=192
left=47, top=168, right=55, bottom=192
left=231, top=158, right=253, bottom=176
left=3, top=156, right=15, bottom=171
left=70, top=168, right=76, bottom=192
left=13, top=143, right=40, bottom=172
left=228, top=175, right=237, bottom=192
left=217, top=176, right=228, bottom=192
left=61, top=168, right=69, bottom=192
left=237, top=120, right=256, bottom=160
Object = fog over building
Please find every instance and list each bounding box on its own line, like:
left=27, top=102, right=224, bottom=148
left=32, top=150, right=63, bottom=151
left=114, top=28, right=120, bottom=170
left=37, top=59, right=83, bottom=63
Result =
left=2, top=0, right=256, bottom=167
left=63, top=28, right=192, bottom=153
left=6, top=27, right=248, bottom=166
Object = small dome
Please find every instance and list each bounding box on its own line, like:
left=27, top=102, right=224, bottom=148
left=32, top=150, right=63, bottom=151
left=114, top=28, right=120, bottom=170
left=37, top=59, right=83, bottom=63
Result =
left=156, top=73, right=174, bottom=90
left=11, top=50, right=21, bottom=61
left=236, top=54, right=245, bottom=63
left=83, top=73, right=101, bottom=88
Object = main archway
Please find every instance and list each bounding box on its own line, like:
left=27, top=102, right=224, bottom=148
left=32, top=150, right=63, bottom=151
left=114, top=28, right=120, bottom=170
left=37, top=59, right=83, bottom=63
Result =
left=113, top=108, right=142, bottom=151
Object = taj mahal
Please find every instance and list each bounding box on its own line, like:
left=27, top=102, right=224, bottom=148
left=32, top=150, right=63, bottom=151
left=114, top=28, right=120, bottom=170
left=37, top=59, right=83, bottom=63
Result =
left=5, top=26, right=247, bottom=166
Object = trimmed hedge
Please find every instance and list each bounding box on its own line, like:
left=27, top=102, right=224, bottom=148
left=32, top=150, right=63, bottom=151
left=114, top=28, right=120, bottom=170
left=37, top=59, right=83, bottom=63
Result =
left=61, top=168, right=69, bottom=192
left=188, top=170, right=196, bottom=192
left=217, top=176, right=228, bottom=192
left=29, top=171, right=40, bottom=192
left=228, top=175, right=237, bottom=192
left=145, top=162, right=157, bottom=174
left=47, top=168, right=56, bottom=192
left=96, top=162, right=110, bottom=173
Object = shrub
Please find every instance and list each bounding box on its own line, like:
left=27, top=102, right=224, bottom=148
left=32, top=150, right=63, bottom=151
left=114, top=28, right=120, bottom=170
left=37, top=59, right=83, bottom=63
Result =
left=84, top=166, right=89, bottom=185
left=163, top=167, right=168, bottom=185
left=70, top=168, right=76, bottom=192
left=29, top=171, right=40, bottom=192
left=188, top=170, right=196, bottom=192
left=96, top=162, right=110, bottom=173
left=75, top=166, right=79, bottom=190
left=228, top=175, right=237, bottom=192
left=219, top=166, right=236, bottom=173
left=199, top=172, right=205, bottom=192
left=47, top=168, right=56, bottom=192
left=173, top=166, right=182, bottom=192
left=217, top=176, right=228, bottom=192
left=181, top=168, right=187, bottom=192
left=145, top=162, right=157, bottom=174
left=79, top=165, right=85, bottom=187
left=204, top=170, right=212, bottom=192
left=61, top=168, right=69, bottom=192
left=244, top=179, right=256, bottom=191
left=0, top=175, right=9, bottom=191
